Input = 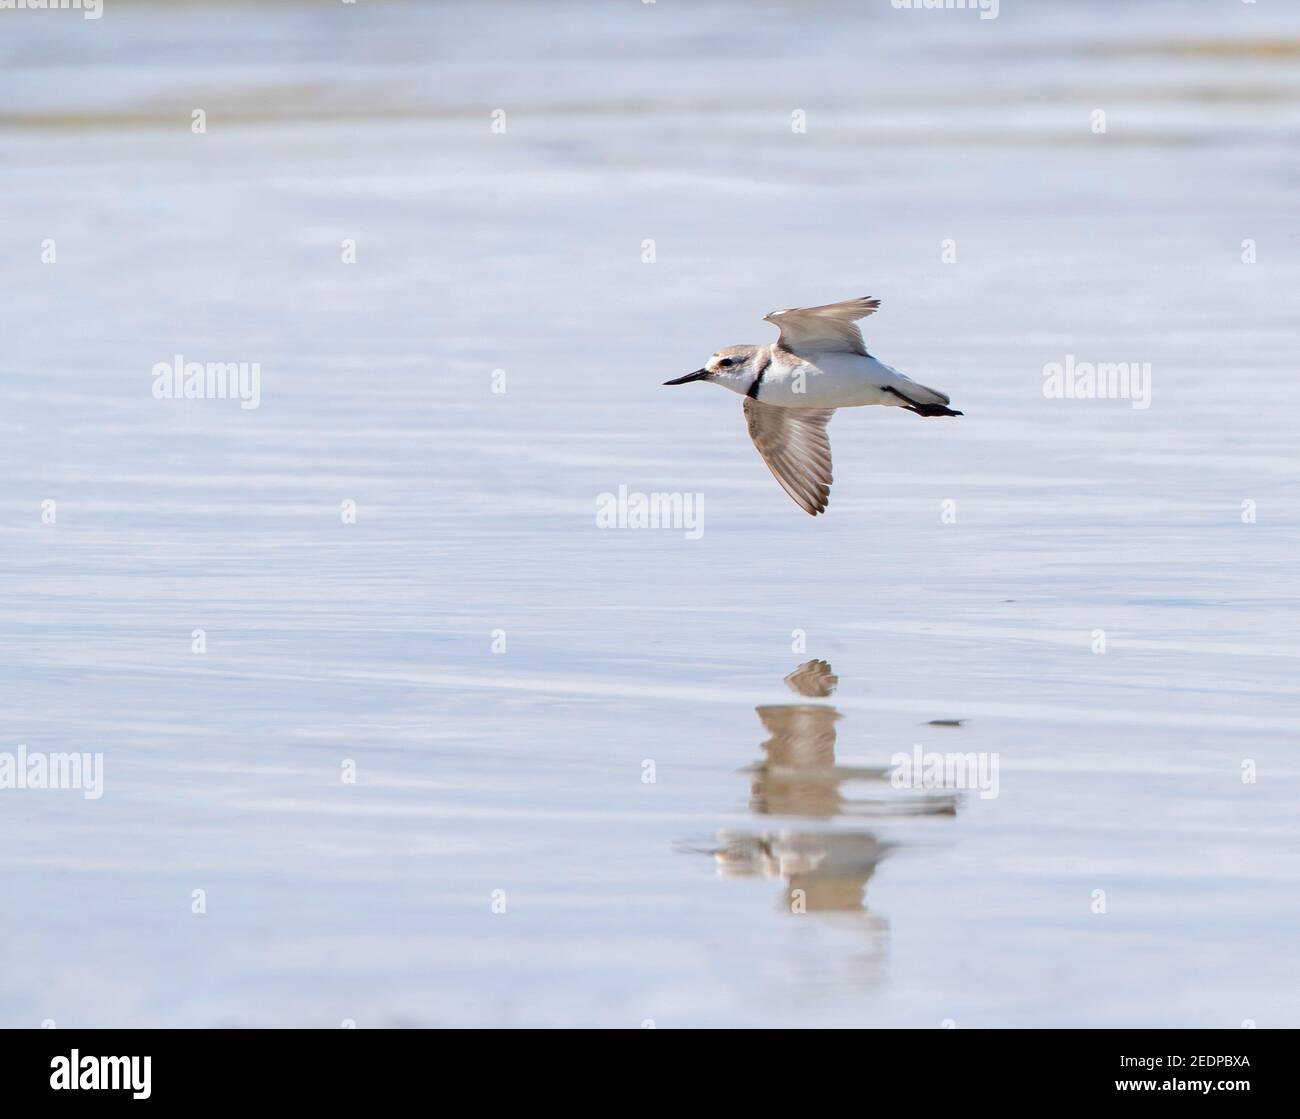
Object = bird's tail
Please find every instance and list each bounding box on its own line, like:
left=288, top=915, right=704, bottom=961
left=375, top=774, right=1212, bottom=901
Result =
left=908, top=398, right=963, bottom=417
left=884, top=382, right=963, bottom=417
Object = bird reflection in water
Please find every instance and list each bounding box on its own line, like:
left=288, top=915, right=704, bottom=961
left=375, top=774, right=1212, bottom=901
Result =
left=712, top=830, right=890, bottom=915
left=693, top=660, right=958, bottom=925
left=749, top=660, right=957, bottom=820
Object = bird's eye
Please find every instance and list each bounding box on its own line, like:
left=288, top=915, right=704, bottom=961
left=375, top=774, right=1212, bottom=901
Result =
left=717, top=358, right=733, bottom=368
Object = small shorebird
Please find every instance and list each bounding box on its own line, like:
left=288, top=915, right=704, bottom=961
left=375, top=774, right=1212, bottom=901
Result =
left=664, top=297, right=962, bottom=515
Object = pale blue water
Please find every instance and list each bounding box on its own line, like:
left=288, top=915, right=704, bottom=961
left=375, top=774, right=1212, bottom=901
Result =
left=1, top=0, right=1298, bottom=1027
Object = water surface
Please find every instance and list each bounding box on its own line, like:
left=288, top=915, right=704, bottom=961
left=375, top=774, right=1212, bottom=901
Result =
left=1, top=0, right=1298, bottom=1027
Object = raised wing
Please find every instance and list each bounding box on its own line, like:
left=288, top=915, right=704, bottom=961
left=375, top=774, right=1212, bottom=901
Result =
left=784, top=659, right=839, bottom=698
left=764, top=296, right=880, bottom=356
left=743, top=398, right=835, bottom=516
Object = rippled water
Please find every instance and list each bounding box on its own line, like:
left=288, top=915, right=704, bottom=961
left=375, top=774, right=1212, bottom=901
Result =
left=2, top=0, right=1299, bottom=1027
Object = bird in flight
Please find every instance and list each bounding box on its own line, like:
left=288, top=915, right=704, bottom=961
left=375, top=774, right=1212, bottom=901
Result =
left=663, top=297, right=962, bottom=516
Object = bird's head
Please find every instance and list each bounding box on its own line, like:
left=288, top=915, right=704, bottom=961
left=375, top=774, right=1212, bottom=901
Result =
left=664, top=345, right=763, bottom=392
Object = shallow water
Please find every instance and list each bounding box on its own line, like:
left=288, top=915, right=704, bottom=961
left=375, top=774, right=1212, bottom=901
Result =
left=2, top=0, right=1299, bottom=1027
